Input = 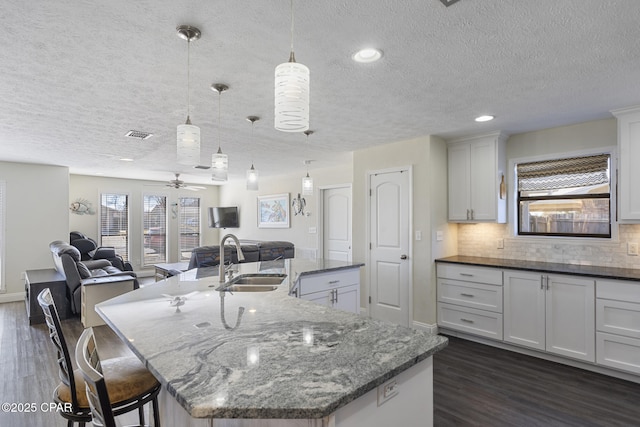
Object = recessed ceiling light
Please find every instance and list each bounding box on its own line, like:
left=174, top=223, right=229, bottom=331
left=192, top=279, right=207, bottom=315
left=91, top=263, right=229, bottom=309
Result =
left=119, top=158, right=134, bottom=162
left=353, top=48, right=383, bottom=63
left=475, top=115, right=495, bottom=122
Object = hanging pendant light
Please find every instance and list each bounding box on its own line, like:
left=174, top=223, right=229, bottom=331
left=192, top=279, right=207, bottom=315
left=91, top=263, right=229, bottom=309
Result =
left=211, top=84, right=229, bottom=182
left=176, top=25, right=201, bottom=165
left=246, top=116, right=260, bottom=190
left=302, top=130, right=313, bottom=195
left=274, top=0, right=309, bottom=132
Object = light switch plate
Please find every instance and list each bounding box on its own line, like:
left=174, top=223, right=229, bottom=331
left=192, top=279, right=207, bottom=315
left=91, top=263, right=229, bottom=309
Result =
left=436, top=230, right=444, bottom=241
left=497, top=239, right=504, bottom=249
left=628, top=242, right=638, bottom=256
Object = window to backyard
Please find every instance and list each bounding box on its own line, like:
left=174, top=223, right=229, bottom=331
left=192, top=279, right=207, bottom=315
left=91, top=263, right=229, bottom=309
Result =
left=100, top=193, right=129, bottom=260
left=517, top=153, right=611, bottom=238
left=179, top=197, right=200, bottom=261
left=143, top=195, right=167, bottom=266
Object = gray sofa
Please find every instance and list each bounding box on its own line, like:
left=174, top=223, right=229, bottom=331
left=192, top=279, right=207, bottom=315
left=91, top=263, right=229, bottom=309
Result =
left=188, top=240, right=294, bottom=269
left=49, top=241, right=138, bottom=314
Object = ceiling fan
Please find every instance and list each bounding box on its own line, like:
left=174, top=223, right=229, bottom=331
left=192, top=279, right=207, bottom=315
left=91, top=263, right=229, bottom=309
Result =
left=165, top=173, right=206, bottom=191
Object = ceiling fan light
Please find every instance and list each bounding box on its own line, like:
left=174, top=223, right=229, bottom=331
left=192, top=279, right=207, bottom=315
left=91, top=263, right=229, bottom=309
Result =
left=474, top=115, right=495, bottom=122
left=246, top=164, right=259, bottom=191
left=177, top=122, right=201, bottom=165
left=275, top=61, right=310, bottom=132
left=211, top=148, right=228, bottom=182
left=302, top=172, right=313, bottom=195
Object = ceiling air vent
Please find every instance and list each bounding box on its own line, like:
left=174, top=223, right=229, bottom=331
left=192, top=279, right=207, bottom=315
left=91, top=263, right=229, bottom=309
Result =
left=125, top=130, right=153, bottom=140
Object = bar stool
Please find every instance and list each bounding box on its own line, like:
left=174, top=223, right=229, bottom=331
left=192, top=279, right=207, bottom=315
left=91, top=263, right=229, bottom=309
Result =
left=76, top=327, right=157, bottom=427
left=38, top=288, right=161, bottom=427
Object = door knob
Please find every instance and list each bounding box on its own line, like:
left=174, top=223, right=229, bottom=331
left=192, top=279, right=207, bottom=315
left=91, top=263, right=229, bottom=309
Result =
left=400, top=254, right=407, bottom=260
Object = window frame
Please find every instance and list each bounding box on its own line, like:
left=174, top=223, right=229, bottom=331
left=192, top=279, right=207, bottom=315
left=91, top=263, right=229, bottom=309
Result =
left=99, top=192, right=130, bottom=261
left=142, top=194, right=168, bottom=266
left=0, top=180, right=5, bottom=293
left=510, top=147, right=617, bottom=241
left=178, top=197, right=201, bottom=261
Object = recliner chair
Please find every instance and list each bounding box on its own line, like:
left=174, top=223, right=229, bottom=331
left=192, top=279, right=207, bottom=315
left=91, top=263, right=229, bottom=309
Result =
left=50, top=241, right=138, bottom=314
left=69, top=231, right=133, bottom=271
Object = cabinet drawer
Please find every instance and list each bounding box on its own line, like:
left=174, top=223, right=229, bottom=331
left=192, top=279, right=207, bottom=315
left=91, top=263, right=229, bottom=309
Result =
left=437, top=278, right=503, bottom=313
left=596, top=332, right=640, bottom=375
left=596, top=298, right=640, bottom=339
left=597, top=279, right=640, bottom=304
left=437, top=264, right=502, bottom=286
left=298, top=269, right=360, bottom=296
left=437, top=302, right=503, bottom=340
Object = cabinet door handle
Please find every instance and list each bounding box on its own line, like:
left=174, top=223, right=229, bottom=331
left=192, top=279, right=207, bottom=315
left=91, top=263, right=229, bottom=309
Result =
left=460, top=293, right=475, bottom=297
left=328, top=280, right=340, bottom=285
left=461, top=318, right=475, bottom=324
left=546, top=275, right=550, bottom=290
left=459, top=273, right=474, bottom=277
left=466, top=209, right=470, bottom=220
left=540, top=276, right=544, bottom=290
left=470, top=209, right=474, bottom=220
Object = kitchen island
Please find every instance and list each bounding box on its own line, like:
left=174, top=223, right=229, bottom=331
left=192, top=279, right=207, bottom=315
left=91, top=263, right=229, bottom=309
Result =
left=96, top=259, right=447, bottom=426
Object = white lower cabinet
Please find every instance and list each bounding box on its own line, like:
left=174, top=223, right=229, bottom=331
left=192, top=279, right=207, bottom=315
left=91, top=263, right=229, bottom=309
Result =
left=596, top=279, right=640, bottom=374
left=297, top=268, right=360, bottom=314
left=436, top=264, right=503, bottom=340
left=504, top=271, right=595, bottom=362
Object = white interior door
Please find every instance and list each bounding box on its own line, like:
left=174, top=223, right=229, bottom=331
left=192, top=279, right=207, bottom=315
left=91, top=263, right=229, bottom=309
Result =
left=322, top=186, right=352, bottom=261
left=369, top=170, right=410, bottom=327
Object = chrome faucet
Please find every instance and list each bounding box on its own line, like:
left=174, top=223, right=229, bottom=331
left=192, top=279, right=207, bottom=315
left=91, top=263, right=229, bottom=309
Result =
left=219, top=234, right=245, bottom=283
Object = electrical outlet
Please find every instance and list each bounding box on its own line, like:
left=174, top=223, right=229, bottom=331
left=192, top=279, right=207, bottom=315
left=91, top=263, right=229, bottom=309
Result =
left=628, top=242, right=639, bottom=256
left=436, top=230, right=444, bottom=241
left=415, top=231, right=422, bottom=241
left=377, top=378, right=399, bottom=406
left=497, top=239, right=504, bottom=249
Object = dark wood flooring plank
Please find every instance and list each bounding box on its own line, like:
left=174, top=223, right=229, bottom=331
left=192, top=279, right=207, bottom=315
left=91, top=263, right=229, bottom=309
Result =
left=434, top=335, right=640, bottom=427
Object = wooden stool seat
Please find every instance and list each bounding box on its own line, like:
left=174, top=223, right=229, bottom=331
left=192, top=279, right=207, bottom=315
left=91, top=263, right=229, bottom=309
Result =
left=55, top=357, right=159, bottom=409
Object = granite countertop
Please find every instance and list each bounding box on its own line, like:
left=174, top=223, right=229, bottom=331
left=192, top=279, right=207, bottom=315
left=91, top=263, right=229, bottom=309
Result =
left=97, top=258, right=447, bottom=419
left=436, top=255, right=640, bottom=282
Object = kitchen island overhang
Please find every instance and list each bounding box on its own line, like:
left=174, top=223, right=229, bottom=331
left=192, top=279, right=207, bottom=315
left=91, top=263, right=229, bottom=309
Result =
left=95, top=259, right=448, bottom=423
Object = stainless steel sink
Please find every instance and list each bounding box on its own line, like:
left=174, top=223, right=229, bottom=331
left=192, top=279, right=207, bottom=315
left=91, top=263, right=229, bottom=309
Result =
left=231, top=275, right=286, bottom=285
left=214, top=274, right=287, bottom=292
left=225, top=284, right=279, bottom=292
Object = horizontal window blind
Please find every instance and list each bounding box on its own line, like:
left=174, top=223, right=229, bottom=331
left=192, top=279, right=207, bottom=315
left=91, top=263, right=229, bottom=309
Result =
left=100, top=193, right=129, bottom=261
left=143, top=195, right=166, bottom=265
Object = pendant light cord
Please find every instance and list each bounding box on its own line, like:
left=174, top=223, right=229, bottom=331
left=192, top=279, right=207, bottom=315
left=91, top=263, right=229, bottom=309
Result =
left=217, top=91, right=221, bottom=151
left=290, top=0, right=295, bottom=53
left=187, top=39, right=191, bottom=120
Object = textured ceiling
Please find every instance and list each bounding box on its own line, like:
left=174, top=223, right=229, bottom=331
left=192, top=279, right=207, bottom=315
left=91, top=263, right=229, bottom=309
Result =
left=1, top=0, right=640, bottom=185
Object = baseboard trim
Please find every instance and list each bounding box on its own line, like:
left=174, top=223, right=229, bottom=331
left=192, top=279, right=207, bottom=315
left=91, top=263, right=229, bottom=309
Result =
left=413, top=320, right=438, bottom=334
left=0, top=292, right=25, bottom=303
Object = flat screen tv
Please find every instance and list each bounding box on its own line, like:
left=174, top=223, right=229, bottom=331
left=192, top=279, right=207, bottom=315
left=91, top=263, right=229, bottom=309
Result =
left=208, top=206, right=239, bottom=228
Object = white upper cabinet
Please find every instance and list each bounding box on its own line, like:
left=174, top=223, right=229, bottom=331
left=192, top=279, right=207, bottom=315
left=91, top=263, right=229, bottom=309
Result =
left=612, top=106, right=640, bottom=221
left=447, top=132, right=508, bottom=223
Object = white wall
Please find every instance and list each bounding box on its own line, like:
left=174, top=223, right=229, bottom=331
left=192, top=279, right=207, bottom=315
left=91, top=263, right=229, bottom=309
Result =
left=353, top=136, right=446, bottom=325
left=69, top=175, right=220, bottom=273
left=218, top=162, right=353, bottom=256
left=0, top=162, right=69, bottom=300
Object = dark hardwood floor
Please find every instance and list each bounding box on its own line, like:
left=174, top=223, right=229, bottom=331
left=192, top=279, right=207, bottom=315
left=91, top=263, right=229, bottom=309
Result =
left=434, top=335, right=640, bottom=427
left=2, top=299, right=640, bottom=426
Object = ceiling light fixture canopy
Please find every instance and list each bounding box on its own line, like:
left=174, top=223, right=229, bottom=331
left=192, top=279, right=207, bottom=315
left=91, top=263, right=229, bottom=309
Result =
left=246, top=116, right=260, bottom=191
left=176, top=25, right=202, bottom=166
left=274, top=0, right=309, bottom=133
left=302, top=130, right=314, bottom=195
left=211, top=83, right=229, bottom=182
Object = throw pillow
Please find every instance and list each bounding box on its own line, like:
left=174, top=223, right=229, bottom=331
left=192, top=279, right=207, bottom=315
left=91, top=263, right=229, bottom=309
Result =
left=77, top=262, right=91, bottom=279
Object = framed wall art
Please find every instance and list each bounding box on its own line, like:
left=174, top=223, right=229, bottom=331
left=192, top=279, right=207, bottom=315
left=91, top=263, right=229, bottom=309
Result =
left=257, top=193, right=290, bottom=228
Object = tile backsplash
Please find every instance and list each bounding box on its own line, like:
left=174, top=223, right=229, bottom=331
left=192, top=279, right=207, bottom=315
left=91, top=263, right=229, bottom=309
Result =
left=457, top=223, right=640, bottom=270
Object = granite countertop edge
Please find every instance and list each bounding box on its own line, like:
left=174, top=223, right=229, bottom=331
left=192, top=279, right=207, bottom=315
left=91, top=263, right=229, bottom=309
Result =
left=435, top=255, right=640, bottom=282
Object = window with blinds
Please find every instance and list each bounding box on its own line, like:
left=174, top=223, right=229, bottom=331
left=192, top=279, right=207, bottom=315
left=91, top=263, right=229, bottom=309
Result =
left=100, top=193, right=129, bottom=260
left=517, top=153, right=611, bottom=238
left=143, top=195, right=167, bottom=266
left=0, top=180, right=5, bottom=292
left=179, top=197, right=200, bottom=261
